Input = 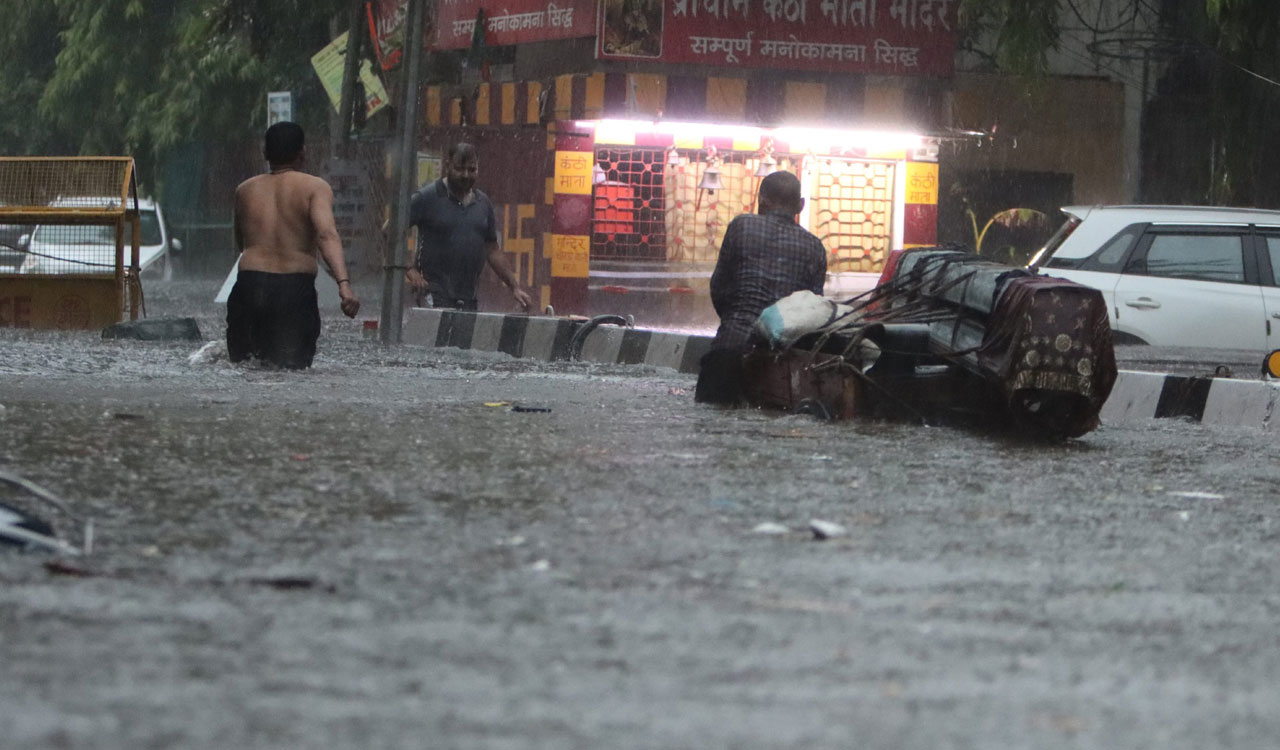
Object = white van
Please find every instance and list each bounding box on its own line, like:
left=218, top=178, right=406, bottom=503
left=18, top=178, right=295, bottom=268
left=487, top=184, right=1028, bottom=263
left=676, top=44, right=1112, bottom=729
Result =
left=1029, top=205, right=1280, bottom=352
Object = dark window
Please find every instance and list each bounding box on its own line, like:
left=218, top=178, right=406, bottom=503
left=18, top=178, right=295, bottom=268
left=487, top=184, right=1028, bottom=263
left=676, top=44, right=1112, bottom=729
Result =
left=1141, top=233, right=1244, bottom=283
left=1091, top=225, right=1142, bottom=270
left=1264, top=236, right=1280, bottom=286
left=140, top=211, right=163, bottom=246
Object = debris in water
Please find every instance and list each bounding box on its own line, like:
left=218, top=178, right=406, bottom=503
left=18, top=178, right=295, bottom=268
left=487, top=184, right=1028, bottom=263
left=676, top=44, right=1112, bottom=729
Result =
left=246, top=576, right=331, bottom=592
left=752, top=522, right=790, bottom=535
left=484, top=401, right=511, bottom=407
left=809, top=519, right=847, bottom=540
left=102, top=316, right=202, bottom=341
left=512, top=405, right=552, bottom=413
left=529, top=559, right=551, bottom=571
left=0, top=471, right=92, bottom=555
left=1168, top=491, right=1224, bottom=501
left=44, top=560, right=96, bottom=577
left=188, top=340, right=228, bottom=365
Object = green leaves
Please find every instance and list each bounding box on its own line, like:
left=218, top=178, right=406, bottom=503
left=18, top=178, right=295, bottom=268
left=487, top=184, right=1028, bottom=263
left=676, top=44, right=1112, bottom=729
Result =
left=0, top=0, right=350, bottom=190
left=958, top=0, right=1061, bottom=78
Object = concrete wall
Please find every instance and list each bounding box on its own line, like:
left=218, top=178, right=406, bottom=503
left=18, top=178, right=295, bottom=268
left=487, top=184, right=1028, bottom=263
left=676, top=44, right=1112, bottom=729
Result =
left=946, top=74, right=1128, bottom=206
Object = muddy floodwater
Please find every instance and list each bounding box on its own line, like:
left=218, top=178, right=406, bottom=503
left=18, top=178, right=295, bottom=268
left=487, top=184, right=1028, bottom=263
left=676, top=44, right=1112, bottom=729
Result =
left=2, top=279, right=1279, bottom=749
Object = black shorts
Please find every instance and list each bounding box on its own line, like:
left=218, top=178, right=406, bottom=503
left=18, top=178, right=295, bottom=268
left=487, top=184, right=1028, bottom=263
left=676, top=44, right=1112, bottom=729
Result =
left=226, top=271, right=320, bottom=369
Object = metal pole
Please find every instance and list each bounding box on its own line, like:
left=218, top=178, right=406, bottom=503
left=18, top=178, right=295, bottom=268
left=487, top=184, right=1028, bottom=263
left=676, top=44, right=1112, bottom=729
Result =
left=333, top=0, right=365, bottom=158
left=379, top=0, right=426, bottom=344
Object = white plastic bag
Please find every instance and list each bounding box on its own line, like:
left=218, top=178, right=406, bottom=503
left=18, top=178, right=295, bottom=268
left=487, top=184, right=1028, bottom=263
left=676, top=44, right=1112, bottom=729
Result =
left=754, top=290, right=855, bottom=348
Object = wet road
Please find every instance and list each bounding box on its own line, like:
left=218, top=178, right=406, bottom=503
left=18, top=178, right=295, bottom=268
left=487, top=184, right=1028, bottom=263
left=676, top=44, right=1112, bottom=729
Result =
left=2, top=279, right=1279, bottom=749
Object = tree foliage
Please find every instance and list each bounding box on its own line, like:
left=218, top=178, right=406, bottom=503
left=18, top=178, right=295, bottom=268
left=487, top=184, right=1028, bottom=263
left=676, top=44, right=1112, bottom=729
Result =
left=0, top=0, right=350, bottom=190
left=957, top=0, right=1062, bottom=77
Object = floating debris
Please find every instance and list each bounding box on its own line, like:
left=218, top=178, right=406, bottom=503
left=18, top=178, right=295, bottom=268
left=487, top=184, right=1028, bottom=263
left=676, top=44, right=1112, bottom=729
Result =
left=809, top=519, right=848, bottom=540
left=512, top=405, right=552, bottom=413
left=188, top=340, right=228, bottom=365
left=245, top=576, right=329, bottom=591
left=102, top=316, right=202, bottom=341
left=752, top=522, right=790, bottom=535
left=0, top=471, right=93, bottom=556
left=44, top=560, right=96, bottom=577
left=1168, top=491, right=1225, bottom=501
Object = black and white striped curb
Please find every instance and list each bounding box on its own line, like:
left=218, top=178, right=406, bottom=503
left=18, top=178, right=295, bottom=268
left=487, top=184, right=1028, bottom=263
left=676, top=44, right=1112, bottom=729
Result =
left=402, top=308, right=711, bottom=374
left=1102, top=370, right=1280, bottom=430
left=402, top=309, right=1280, bottom=430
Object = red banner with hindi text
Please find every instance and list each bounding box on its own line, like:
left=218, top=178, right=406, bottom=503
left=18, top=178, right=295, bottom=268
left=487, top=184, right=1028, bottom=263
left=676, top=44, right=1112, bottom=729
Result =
left=597, top=0, right=955, bottom=75
left=433, top=0, right=597, bottom=50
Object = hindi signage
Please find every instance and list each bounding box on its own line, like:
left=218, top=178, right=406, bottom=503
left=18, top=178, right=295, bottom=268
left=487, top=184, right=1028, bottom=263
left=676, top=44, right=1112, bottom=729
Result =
left=433, top=0, right=596, bottom=50
left=597, top=0, right=956, bottom=75
left=550, top=234, right=590, bottom=277
left=311, top=32, right=390, bottom=118
left=366, top=0, right=410, bottom=69
left=553, top=150, right=594, bottom=195
left=267, top=91, right=293, bottom=126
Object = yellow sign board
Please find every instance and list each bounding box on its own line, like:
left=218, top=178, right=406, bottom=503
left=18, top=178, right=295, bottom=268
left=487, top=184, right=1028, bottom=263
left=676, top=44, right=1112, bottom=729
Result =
left=416, top=153, right=441, bottom=190
left=311, top=32, right=390, bottom=118
left=0, top=276, right=122, bottom=330
left=550, top=234, right=590, bottom=278
left=905, top=162, right=939, bottom=205
left=553, top=151, right=593, bottom=195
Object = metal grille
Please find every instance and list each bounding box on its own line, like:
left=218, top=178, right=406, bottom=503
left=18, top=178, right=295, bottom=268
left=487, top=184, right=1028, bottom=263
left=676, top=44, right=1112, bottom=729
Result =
left=592, top=147, right=668, bottom=261
left=0, top=157, right=134, bottom=208
left=592, top=147, right=800, bottom=263
left=808, top=158, right=895, bottom=273
left=0, top=157, right=140, bottom=278
left=18, top=222, right=127, bottom=275
left=591, top=148, right=894, bottom=270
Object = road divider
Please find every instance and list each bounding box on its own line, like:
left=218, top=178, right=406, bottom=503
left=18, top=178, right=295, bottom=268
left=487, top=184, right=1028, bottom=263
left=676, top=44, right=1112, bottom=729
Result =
left=401, top=308, right=1280, bottom=431
left=402, top=308, right=711, bottom=373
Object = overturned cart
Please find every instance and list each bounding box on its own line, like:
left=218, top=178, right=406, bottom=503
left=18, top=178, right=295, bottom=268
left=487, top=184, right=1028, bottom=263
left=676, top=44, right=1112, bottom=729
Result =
left=745, top=247, right=1117, bottom=438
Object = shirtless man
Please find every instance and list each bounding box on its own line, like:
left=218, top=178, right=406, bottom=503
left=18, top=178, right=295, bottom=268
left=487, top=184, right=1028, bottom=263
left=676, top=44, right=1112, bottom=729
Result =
left=227, top=121, right=359, bottom=369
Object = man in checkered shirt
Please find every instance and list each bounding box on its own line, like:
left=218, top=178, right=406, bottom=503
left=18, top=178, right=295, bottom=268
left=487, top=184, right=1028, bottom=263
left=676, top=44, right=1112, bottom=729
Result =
left=696, top=170, right=827, bottom=404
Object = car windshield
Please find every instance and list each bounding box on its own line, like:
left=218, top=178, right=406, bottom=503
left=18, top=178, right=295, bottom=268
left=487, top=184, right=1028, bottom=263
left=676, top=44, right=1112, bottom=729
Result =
left=36, top=224, right=117, bottom=245
left=33, top=209, right=161, bottom=245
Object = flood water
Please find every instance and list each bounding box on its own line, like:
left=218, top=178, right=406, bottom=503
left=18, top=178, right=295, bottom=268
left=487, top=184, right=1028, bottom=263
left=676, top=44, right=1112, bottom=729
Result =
left=2, top=277, right=1279, bottom=749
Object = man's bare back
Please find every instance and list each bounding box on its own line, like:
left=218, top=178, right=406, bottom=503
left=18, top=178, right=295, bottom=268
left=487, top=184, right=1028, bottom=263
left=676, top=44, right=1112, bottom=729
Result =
left=234, top=170, right=340, bottom=275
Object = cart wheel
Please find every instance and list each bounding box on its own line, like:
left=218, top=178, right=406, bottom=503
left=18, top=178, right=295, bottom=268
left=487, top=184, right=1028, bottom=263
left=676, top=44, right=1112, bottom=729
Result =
left=793, top=399, right=833, bottom=421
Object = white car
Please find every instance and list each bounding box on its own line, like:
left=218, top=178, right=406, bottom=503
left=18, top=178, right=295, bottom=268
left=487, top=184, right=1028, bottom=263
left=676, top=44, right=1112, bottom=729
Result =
left=18, top=197, right=181, bottom=279
left=1029, top=205, right=1280, bottom=352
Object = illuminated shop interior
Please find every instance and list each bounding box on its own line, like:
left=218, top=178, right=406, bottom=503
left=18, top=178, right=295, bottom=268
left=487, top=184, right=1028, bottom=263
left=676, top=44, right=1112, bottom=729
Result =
left=580, top=119, right=932, bottom=274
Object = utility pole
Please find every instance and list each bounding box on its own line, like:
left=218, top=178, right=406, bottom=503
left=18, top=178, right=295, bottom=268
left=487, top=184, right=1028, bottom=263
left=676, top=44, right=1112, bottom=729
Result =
left=332, top=0, right=366, bottom=159
left=379, top=0, right=426, bottom=344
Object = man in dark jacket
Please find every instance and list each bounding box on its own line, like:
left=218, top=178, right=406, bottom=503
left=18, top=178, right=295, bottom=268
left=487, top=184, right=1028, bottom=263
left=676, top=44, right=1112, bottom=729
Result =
left=696, top=170, right=827, bottom=403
